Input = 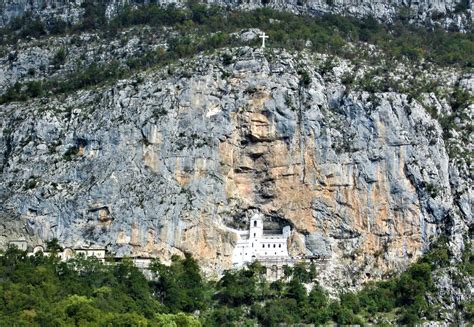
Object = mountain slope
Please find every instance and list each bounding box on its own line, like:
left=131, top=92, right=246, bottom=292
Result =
left=1, top=43, right=472, bottom=290
left=0, top=0, right=473, bottom=31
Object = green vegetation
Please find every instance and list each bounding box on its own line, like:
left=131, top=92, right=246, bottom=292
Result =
left=3, top=13, right=47, bottom=41
left=0, top=248, right=200, bottom=326
left=1, top=235, right=472, bottom=326
left=1, top=81, right=45, bottom=103
left=150, top=254, right=207, bottom=313
left=52, top=48, right=67, bottom=69
left=1, top=2, right=473, bottom=105
left=79, top=0, right=107, bottom=31
left=298, top=70, right=312, bottom=87
left=110, top=2, right=474, bottom=68
left=454, top=0, right=470, bottom=13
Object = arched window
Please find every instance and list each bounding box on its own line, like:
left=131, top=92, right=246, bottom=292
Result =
left=254, top=220, right=257, bottom=227
left=262, top=244, right=265, bottom=248
left=279, top=244, right=282, bottom=248
left=273, top=244, right=276, bottom=248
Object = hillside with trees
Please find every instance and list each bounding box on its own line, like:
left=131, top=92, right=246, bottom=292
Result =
left=1, top=237, right=472, bottom=325
left=0, top=1, right=472, bottom=326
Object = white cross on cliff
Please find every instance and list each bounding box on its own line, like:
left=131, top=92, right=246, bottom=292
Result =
left=259, top=32, right=269, bottom=48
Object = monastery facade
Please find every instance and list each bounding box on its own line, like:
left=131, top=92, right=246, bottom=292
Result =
left=231, top=213, right=292, bottom=268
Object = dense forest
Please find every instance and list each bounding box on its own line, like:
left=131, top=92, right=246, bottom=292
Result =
left=1, top=236, right=472, bottom=326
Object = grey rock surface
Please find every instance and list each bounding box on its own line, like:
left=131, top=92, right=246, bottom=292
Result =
left=0, top=0, right=472, bottom=31
left=429, top=267, right=474, bottom=322
left=1, top=47, right=472, bottom=294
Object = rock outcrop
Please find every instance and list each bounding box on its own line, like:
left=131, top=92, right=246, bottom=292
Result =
left=0, top=0, right=472, bottom=31
left=1, top=45, right=471, bottom=292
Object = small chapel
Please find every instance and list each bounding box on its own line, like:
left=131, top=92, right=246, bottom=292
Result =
left=231, top=213, right=292, bottom=267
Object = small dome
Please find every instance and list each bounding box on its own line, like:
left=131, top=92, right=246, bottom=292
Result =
left=33, top=245, right=44, bottom=254
left=63, top=248, right=74, bottom=259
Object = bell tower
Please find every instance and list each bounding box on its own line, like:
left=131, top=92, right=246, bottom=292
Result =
left=249, top=213, right=263, bottom=239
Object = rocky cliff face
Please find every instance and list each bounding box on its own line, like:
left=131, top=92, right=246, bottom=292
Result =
left=1, top=34, right=472, bottom=292
left=0, top=0, right=473, bottom=31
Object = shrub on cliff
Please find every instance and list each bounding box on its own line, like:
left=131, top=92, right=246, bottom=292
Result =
left=79, top=0, right=107, bottom=31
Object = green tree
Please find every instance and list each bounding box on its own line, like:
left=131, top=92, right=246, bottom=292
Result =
left=52, top=48, right=67, bottom=68
left=286, top=278, right=307, bottom=304
left=340, top=292, right=361, bottom=314
left=59, top=295, right=105, bottom=326
left=150, top=254, right=207, bottom=313
left=46, top=238, right=63, bottom=252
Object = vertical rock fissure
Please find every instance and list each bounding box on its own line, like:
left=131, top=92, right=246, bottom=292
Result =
left=298, top=83, right=306, bottom=183
left=1, top=119, right=15, bottom=174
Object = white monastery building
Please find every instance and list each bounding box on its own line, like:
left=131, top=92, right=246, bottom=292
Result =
left=231, top=213, right=291, bottom=267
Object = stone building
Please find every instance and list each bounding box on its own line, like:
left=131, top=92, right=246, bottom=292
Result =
left=231, top=213, right=291, bottom=268
left=8, top=240, right=28, bottom=251
left=74, top=247, right=106, bottom=262
left=30, top=245, right=106, bottom=262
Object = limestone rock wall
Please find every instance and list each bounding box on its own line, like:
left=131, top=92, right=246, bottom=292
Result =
left=0, top=0, right=472, bottom=31
left=1, top=47, right=471, bottom=290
